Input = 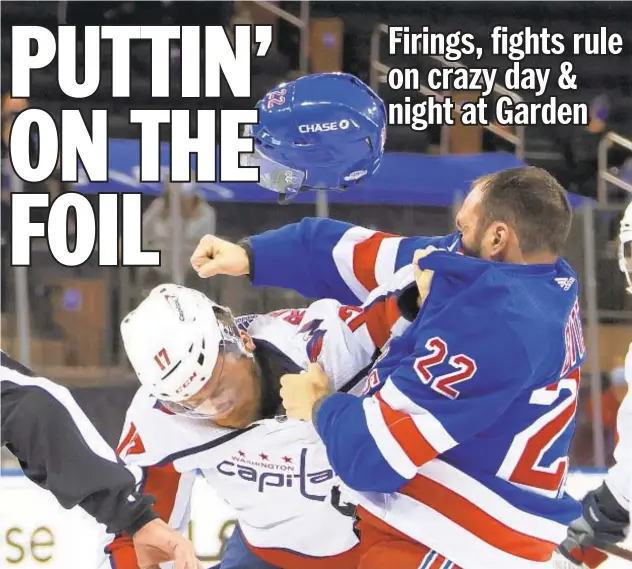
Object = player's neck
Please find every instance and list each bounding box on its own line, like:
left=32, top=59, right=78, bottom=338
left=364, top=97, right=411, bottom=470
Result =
left=513, top=249, right=558, bottom=265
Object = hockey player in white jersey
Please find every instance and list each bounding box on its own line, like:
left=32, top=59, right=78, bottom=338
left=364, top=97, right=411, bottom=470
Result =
left=102, top=280, right=409, bottom=569
left=100, top=69, right=387, bottom=569
left=558, top=203, right=632, bottom=567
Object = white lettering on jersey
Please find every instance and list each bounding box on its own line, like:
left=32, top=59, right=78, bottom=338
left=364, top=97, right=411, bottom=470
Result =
left=216, top=447, right=334, bottom=497
left=560, top=298, right=586, bottom=377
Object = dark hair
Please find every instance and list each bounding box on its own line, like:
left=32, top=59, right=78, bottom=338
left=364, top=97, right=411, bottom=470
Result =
left=475, top=166, right=572, bottom=256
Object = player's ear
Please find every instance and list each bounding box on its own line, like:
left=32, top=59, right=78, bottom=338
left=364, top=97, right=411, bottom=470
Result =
left=488, top=222, right=510, bottom=260
left=240, top=330, right=256, bottom=352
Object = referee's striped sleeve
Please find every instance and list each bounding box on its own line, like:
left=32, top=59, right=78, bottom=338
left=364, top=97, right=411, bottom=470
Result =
left=0, top=351, right=158, bottom=535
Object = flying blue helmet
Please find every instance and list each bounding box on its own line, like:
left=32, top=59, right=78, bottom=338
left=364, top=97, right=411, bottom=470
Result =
left=242, top=73, right=387, bottom=204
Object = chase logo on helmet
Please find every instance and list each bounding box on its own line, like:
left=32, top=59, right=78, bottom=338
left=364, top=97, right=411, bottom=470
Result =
left=298, top=119, right=352, bottom=134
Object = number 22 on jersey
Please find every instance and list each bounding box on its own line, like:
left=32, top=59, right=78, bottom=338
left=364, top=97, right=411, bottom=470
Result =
left=413, top=337, right=477, bottom=400
left=414, top=336, right=580, bottom=498
left=497, top=368, right=580, bottom=498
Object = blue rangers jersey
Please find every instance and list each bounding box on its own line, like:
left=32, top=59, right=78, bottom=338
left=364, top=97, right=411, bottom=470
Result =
left=247, top=217, right=585, bottom=569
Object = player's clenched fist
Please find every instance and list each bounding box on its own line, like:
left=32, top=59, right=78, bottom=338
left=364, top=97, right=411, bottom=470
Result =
left=190, top=234, right=250, bottom=279
left=280, top=363, right=332, bottom=421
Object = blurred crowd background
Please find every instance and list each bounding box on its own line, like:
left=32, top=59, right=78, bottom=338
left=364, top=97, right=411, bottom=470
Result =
left=1, top=0, right=632, bottom=471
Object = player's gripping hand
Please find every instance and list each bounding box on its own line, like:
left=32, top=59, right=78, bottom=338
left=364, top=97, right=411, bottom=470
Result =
left=190, top=235, right=250, bottom=279
left=413, top=246, right=441, bottom=308
left=557, top=483, right=629, bottom=568
left=133, top=518, right=205, bottom=569
left=280, top=363, right=332, bottom=421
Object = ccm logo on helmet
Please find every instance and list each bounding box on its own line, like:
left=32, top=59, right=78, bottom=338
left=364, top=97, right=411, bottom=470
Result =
left=164, top=294, right=185, bottom=321
left=298, top=119, right=351, bottom=134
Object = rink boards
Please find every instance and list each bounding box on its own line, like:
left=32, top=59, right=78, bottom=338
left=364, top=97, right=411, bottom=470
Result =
left=0, top=469, right=630, bottom=569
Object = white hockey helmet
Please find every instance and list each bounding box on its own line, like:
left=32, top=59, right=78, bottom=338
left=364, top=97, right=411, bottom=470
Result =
left=120, top=284, right=251, bottom=418
left=619, top=201, right=632, bottom=293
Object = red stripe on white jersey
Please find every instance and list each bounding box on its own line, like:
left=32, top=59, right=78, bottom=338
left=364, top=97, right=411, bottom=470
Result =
left=338, top=263, right=415, bottom=359
left=352, top=231, right=398, bottom=293
left=248, top=538, right=362, bottom=569
left=143, top=463, right=182, bottom=521
left=333, top=228, right=405, bottom=302
left=353, top=459, right=568, bottom=569
left=116, top=423, right=137, bottom=455
left=343, top=295, right=403, bottom=351
left=333, top=227, right=377, bottom=301
left=401, top=475, right=556, bottom=562
left=375, top=237, right=404, bottom=287
left=365, top=296, right=401, bottom=350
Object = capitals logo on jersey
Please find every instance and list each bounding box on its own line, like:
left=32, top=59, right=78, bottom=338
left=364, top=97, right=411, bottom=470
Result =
left=217, top=448, right=334, bottom=500
left=236, top=314, right=258, bottom=332
left=299, top=319, right=327, bottom=362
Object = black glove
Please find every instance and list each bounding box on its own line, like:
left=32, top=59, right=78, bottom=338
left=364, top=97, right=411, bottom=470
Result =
left=557, top=482, right=629, bottom=566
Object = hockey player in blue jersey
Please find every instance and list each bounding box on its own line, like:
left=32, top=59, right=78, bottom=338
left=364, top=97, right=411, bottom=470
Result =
left=191, top=166, right=584, bottom=569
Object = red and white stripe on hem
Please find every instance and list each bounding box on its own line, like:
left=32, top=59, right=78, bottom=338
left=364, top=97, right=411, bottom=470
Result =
left=353, top=458, right=567, bottom=569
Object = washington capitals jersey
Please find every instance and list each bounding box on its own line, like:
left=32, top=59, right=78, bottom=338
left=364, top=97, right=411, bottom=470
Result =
left=102, top=292, right=399, bottom=569
left=248, top=217, right=585, bottom=569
